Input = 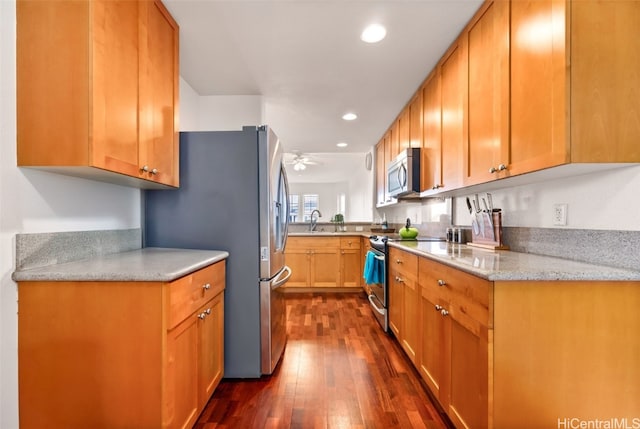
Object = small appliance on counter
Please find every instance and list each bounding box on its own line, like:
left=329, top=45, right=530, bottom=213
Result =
left=465, top=193, right=509, bottom=250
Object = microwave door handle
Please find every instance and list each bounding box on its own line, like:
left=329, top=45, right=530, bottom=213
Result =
left=398, top=164, right=407, bottom=188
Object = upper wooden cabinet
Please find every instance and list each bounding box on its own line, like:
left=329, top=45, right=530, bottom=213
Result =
left=377, top=0, right=640, bottom=196
left=510, top=0, right=640, bottom=176
left=463, top=0, right=510, bottom=186
left=17, top=0, right=180, bottom=189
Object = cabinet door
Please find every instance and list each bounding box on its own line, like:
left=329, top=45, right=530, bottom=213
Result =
left=419, top=290, right=448, bottom=402
left=198, top=294, right=224, bottom=410
left=398, top=107, right=411, bottom=152
left=388, top=270, right=403, bottom=338
left=421, top=71, right=442, bottom=192
left=167, top=311, right=199, bottom=429
left=448, top=320, right=489, bottom=429
left=90, top=0, right=141, bottom=176
left=388, top=121, right=400, bottom=160
left=375, top=139, right=386, bottom=206
left=340, top=248, right=362, bottom=287
left=464, top=0, right=510, bottom=185
left=409, top=92, right=423, bottom=149
left=139, top=0, right=179, bottom=186
left=510, top=0, right=568, bottom=175
left=401, top=273, right=419, bottom=364
left=310, top=248, right=341, bottom=287
left=284, top=249, right=310, bottom=287
left=440, top=39, right=465, bottom=191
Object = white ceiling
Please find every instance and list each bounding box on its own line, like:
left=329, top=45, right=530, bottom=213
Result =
left=163, top=0, right=483, bottom=154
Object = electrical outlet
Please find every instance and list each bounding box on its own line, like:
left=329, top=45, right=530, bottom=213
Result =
left=553, top=203, right=568, bottom=226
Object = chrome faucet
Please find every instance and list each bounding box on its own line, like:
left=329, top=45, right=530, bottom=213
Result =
left=309, top=209, right=322, bottom=231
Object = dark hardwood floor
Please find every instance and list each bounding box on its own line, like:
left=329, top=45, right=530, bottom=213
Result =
left=195, top=292, right=452, bottom=429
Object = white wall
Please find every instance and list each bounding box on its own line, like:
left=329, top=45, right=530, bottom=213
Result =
left=451, top=166, right=640, bottom=231
left=1, top=3, right=141, bottom=427
left=179, top=80, right=264, bottom=131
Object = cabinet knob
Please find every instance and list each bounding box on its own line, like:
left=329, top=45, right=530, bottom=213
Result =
left=432, top=184, right=442, bottom=190
left=395, top=276, right=404, bottom=283
left=395, top=259, right=403, bottom=264
left=141, top=165, right=150, bottom=172
left=151, top=168, right=159, bottom=175
left=202, top=283, right=211, bottom=290
left=205, top=308, right=211, bottom=315
left=437, top=279, right=446, bottom=287
left=489, top=164, right=508, bottom=174
left=435, top=304, right=442, bottom=311
left=198, top=312, right=207, bottom=320
left=440, top=308, right=449, bottom=316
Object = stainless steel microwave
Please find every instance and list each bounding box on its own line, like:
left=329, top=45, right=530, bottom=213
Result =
left=387, top=148, right=421, bottom=198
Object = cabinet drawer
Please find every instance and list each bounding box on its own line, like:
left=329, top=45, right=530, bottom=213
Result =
left=389, top=247, right=418, bottom=279
left=168, top=262, right=225, bottom=330
left=419, top=257, right=491, bottom=333
left=286, top=236, right=339, bottom=250
left=340, top=237, right=361, bottom=249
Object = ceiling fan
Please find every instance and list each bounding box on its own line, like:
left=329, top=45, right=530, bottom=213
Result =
left=285, top=153, right=319, bottom=171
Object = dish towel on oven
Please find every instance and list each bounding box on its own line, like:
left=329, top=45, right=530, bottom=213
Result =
left=363, top=250, right=383, bottom=284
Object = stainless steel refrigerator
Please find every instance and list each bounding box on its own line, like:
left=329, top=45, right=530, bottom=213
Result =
left=144, top=126, right=291, bottom=377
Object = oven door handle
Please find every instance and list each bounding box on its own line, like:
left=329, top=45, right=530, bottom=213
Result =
left=367, top=249, right=385, bottom=261
left=367, top=294, right=386, bottom=315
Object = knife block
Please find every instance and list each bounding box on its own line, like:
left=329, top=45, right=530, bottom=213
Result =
left=468, top=210, right=509, bottom=250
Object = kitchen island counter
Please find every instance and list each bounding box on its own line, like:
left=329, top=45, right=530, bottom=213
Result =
left=390, top=241, right=640, bottom=281
left=12, top=247, right=229, bottom=282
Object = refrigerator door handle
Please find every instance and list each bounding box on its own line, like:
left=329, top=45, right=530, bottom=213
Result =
left=271, top=265, right=292, bottom=289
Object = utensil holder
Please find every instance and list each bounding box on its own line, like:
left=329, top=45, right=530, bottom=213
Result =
left=468, top=210, right=509, bottom=250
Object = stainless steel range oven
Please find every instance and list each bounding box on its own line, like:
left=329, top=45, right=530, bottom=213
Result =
left=365, top=234, right=446, bottom=332
left=365, top=237, right=388, bottom=331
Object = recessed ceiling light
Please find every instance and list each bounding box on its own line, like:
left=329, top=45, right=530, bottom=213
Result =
left=337, top=142, right=348, bottom=148
left=361, top=24, right=386, bottom=43
left=342, top=112, right=357, bottom=121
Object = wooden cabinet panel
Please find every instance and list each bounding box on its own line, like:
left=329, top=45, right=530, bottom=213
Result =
left=421, top=70, right=442, bottom=192
left=440, top=39, right=465, bottom=191
left=198, top=293, right=224, bottom=411
left=389, top=247, right=419, bottom=363
left=449, top=319, right=489, bottom=429
left=310, top=248, right=341, bottom=287
left=389, top=121, right=400, bottom=160
left=509, top=0, right=568, bottom=176
left=375, top=139, right=386, bottom=206
left=285, top=250, right=311, bottom=287
left=409, top=92, right=423, bottom=149
left=340, top=237, right=362, bottom=287
left=419, top=287, right=448, bottom=400
left=464, top=0, right=510, bottom=185
left=167, top=307, right=200, bottom=429
left=398, top=106, right=411, bottom=153
left=16, top=0, right=179, bottom=189
left=139, top=0, right=180, bottom=187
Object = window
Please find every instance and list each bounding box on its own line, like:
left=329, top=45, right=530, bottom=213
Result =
left=289, top=194, right=299, bottom=222
left=302, top=194, right=319, bottom=221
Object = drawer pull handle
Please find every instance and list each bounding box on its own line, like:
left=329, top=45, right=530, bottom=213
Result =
left=437, top=279, right=446, bottom=287
left=202, top=283, right=211, bottom=290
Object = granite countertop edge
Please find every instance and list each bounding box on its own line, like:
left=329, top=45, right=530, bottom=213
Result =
left=12, top=247, right=229, bottom=282
left=388, top=241, right=640, bottom=282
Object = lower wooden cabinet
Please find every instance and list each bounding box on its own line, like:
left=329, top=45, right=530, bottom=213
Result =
left=17, top=261, right=226, bottom=429
left=285, top=235, right=363, bottom=288
left=391, top=247, right=640, bottom=429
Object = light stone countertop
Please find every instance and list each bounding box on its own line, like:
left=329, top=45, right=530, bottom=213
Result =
left=390, top=241, right=640, bottom=282
left=12, top=247, right=229, bottom=282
